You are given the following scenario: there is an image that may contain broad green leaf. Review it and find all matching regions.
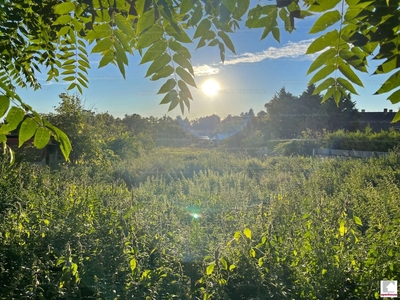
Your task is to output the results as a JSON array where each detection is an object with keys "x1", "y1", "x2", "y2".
[
  {"x1": 222, "y1": 0, "x2": 236, "y2": 13},
  {"x1": 353, "y1": 216, "x2": 363, "y2": 226},
  {"x1": 307, "y1": 48, "x2": 336, "y2": 74},
  {"x1": 44, "y1": 121, "x2": 71, "y2": 160},
  {"x1": 116, "y1": 56, "x2": 126, "y2": 79},
  {"x1": 0, "y1": 106, "x2": 25, "y2": 134},
  {"x1": 309, "y1": 64, "x2": 336, "y2": 85},
  {"x1": 234, "y1": 0, "x2": 250, "y2": 19},
  {"x1": 160, "y1": 89, "x2": 178, "y2": 104},
  {"x1": 391, "y1": 110, "x2": 400, "y2": 123},
  {"x1": 140, "y1": 40, "x2": 167, "y2": 65},
  {"x1": 309, "y1": 10, "x2": 341, "y2": 34},
  {"x1": 92, "y1": 38, "x2": 113, "y2": 53},
  {"x1": 206, "y1": 263, "x2": 215, "y2": 275},
  {"x1": 114, "y1": 39, "x2": 129, "y2": 64},
  {"x1": 190, "y1": 4, "x2": 203, "y2": 26},
  {"x1": 337, "y1": 77, "x2": 358, "y2": 94},
  {"x1": 0, "y1": 95, "x2": 10, "y2": 118},
  {"x1": 388, "y1": 88, "x2": 400, "y2": 104},
  {"x1": 145, "y1": 53, "x2": 171, "y2": 77},
  {"x1": 180, "y1": 0, "x2": 192, "y2": 14},
  {"x1": 218, "y1": 41, "x2": 225, "y2": 62},
  {"x1": 313, "y1": 78, "x2": 335, "y2": 95},
  {"x1": 218, "y1": 31, "x2": 236, "y2": 54},
  {"x1": 114, "y1": 29, "x2": 132, "y2": 53},
  {"x1": 374, "y1": 55, "x2": 400, "y2": 74},
  {"x1": 157, "y1": 78, "x2": 176, "y2": 94},
  {"x1": 176, "y1": 67, "x2": 196, "y2": 87},
  {"x1": 194, "y1": 19, "x2": 212, "y2": 39},
  {"x1": 19, "y1": 118, "x2": 38, "y2": 147},
  {"x1": 322, "y1": 85, "x2": 336, "y2": 102},
  {"x1": 130, "y1": 258, "x2": 137, "y2": 271},
  {"x1": 306, "y1": 30, "x2": 339, "y2": 54},
  {"x1": 168, "y1": 94, "x2": 180, "y2": 111},
  {"x1": 250, "y1": 248, "x2": 256, "y2": 258},
  {"x1": 137, "y1": 9, "x2": 155, "y2": 35},
  {"x1": 98, "y1": 50, "x2": 114, "y2": 68},
  {"x1": 339, "y1": 220, "x2": 346, "y2": 237},
  {"x1": 173, "y1": 54, "x2": 194, "y2": 75},
  {"x1": 178, "y1": 80, "x2": 193, "y2": 99},
  {"x1": 308, "y1": 0, "x2": 341, "y2": 12},
  {"x1": 54, "y1": 2, "x2": 75, "y2": 14},
  {"x1": 165, "y1": 24, "x2": 192, "y2": 43},
  {"x1": 243, "y1": 228, "x2": 252, "y2": 240},
  {"x1": 151, "y1": 65, "x2": 174, "y2": 81},
  {"x1": 114, "y1": 14, "x2": 136, "y2": 37},
  {"x1": 136, "y1": 25, "x2": 164, "y2": 49},
  {"x1": 34, "y1": 127, "x2": 50, "y2": 149},
  {"x1": 135, "y1": 0, "x2": 146, "y2": 15},
  {"x1": 234, "y1": 231, "x2": 241, "y2": 242},
  {"x1": 272, "y1": 26, "x2": 280, "y2": 42},
  {"x1": 220, "y1": 258, "x2": 228, "y2": 270},
  {"x1": 338, "y1": 63, "x2": 364, "y2": 87},
  {"x1": 375, "y1": 70, "x2": 400, "y2": 94},
  {"x1": 53, "y1": 15, "x2": 72, "y2": 25},
  {"x1": 229, "y1": 264, "x2": 236, "y2": 271},
  {"x1": 333, "y1": 90, "x2": 341, "y2": 105},
  {"x1": 169, "y1": 41, "x2": 191, "y2": 59}
]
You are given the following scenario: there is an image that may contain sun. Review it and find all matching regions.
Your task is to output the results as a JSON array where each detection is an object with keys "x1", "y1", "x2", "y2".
[{"x1": 201, "y1": 79, "x2": 220, "y2": 97}]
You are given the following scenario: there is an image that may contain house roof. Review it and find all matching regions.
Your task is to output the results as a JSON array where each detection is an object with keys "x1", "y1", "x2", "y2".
[{"x1": 358, "y1": 110, "x2": 400, "y2": 131}]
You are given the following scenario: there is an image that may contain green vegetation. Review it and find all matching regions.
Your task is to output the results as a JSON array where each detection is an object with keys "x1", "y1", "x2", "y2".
[
  {"x1": 1, "y1": 0, "x2": 399, "y2": 156},
  {"x1": 1, "y1": 148, "x2": 400, "y2": 299}
]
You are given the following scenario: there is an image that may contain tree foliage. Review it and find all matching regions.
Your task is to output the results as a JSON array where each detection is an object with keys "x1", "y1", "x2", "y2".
[{"x1": 0, "y1": 0, "x2": 399, "y2": 159}]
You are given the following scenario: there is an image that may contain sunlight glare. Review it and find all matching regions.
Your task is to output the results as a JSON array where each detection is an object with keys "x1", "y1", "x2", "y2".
[{"x1": 201, "y1": 79, "x2": 220, "y2": 97}]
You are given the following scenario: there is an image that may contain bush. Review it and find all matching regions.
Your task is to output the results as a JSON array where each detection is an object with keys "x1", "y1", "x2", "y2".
[{"x1": 273, "y1": 139, "x2": 320, "y2": 156}]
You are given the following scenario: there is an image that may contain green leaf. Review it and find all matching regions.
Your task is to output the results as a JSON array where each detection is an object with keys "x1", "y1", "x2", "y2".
[
  {"x1": 137, "y1": 9, "x2": 155, "y2": 35},
  {"x1": 220, "y1": 258, "x2": 228, "y2": 270},
  {"x1": 250, "y1": 248, "x2": 256, "y2": 258},
  {"x1": 178, "y1": 80, "x2": 193, "y2": 99},
  {"x1": 157, "y1": 78, "x2": 176, "y2": 94},
  {"x1": 140, "y1": 40, "x2": 167, "y2": 65},
  {"x1": 374, "y1": 55, "x2": 400, "y2": 75},
  {"x1": 193, "y1": 19, "x2": 212, "y2": 39},
  {"x1": 53, "y1": 15, "x2": 72, "y2": 25},
  {"x1": 136, "y1": 25, "x2": 164, "y2": 49},
  {"x1": 19, "y1": 118, "x2": 38, "y2": 147},
  {"x1": 339, "y1": 220, "x2": 346, "y2": 237},
  {"x1": 92, "y1": 38, "x2": 113, "y2": 53},
  {"x1": 307, "y1": 48, "x2": 336, "y2": 75},
  {"x1": 243, "y1": 228, "x2": 252, "y2": 240},
  {"x1": 114, "y1": 14, "x2": 136, "y2": 37},
  {"x1": 337, "y1": 77, "x2": 358, "y2": 94},
  {"x1": 206, "y1": 263, "x2": 215, "y2": 275},
  {"x1": 173, "y1": 54, "x2": 194, "y2": 75},
  {"x1": 0, "y1": 106, "x2": 25, "y2": 134},
  {"x1": 34, "y1": 127, "x2": 50, "y2": 149},
  {"x1": 145, "y1": 53, "x2": 171, "y2": 77},
  {"x1": 375, "y1": 70, "x2": 400, "y2": 94},
  {"x1": 44, "y1": 121, "x2": 71, "y2": 160},
  {"x1": 168, "y1": 94, "x2": 180, "y2": 111},
  {"x1": 308, "y1": 0, "x2": 341, "y2": 12},
  {"x1": 190, "y1": 4, "x2": 203, "y2": 26},
  {"x1": 114, "y1": 29, "x2": 132, "y2": 53},
  {"x1": 222, "y1": 0, "x2": 236, "y2": 13},
  {"x1": 306, "y1": 30, "x2": 339, "y2": 54},
  {"x1": 391, "y1": 110, "x2": 400, "y2": 123},
  {"x1": 150, "y1": 65, "x2": 174, "y2": 81},
  {"x1": 234, "y1": 0, "x2": 250, "y2": 19},
  {"x1": 333, "y1": 90, "x2": 341, "y2": 105},
  {"x1": 130, "y1": 258, "x2": 137, "y2": 271},
  {"x1": 0, "y1": 95, "x2": 10, "y2": 118},
  {"x1": 338, "y1": 63, "x2": 364, "y2": 87},
  {"x1": 180, "y1": 0, "x2": 192, "y2": 14},
  {"x1": 353, "y1": 216, "x2": 363, "y2": 226},
  {"x1": 388, "y1": 88, "x2": 400, "y2": 104},
  {"x1": 176, "y1": 67, "x2": 196, "y2": 87},
  {"x1": 234, "y1": 231, "x2": 241, "y2": 242},
  {"x1": 322, "y1": 85, "x2": 336, "y2": 102},
  {"x1": 229, "y1": 264, "x2": 236, "y2": 271},
  {"x1": 54, "y1": 2, "x2": 75, "y2": 14},
  {"x1": 309, "y1": 10, "x2": 341, "y2": 34},
  {"x1": 160, "y1": 89, "x2": 178, "y2": 104},
  {"x1": 313, "y1": 78, "x2": 335, "y2": 95},
  {"x1": 169, "y1": 41, "x2": 191, "y2": 59},
  {"x1": 309, "y1": 64, "x2": 336, "y2": 85},
  {"x1": 98, "y1": 50, "x2": 114, "y2": 68},
  {"x1": 218, "y1": 31, "x2": 236, "y2": 54}
]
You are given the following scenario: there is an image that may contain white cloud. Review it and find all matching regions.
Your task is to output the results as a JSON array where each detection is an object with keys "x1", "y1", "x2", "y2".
[
  {"x1": 194, "y1": 39, "x2": 318, "y2": 76},
  {"x1": 193, "y1": 64, "x2": 221, "y2": 76}
]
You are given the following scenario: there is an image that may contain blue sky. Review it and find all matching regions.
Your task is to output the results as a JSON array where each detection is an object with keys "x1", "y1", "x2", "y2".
[{"x1": 17, "y1": 2, "x2": 398, "y2": 119}]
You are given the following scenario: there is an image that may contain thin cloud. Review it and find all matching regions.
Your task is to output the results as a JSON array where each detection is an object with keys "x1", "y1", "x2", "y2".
[
  {"x1": 193, "y1": 64, "x2": 221, "y2": 76},
  {"x1": 194, "y1": 39, "x2": 318, "y2": 76}
]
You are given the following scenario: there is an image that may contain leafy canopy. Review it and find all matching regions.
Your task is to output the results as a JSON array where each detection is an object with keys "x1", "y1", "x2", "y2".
[{"x1": 0, "y1": 0, "x2": 399, "y2": 160}]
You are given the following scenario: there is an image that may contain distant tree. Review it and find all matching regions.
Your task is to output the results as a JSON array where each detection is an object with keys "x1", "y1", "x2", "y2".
[{"x1": 265, "y1": 86, "x2": 359, "y2": 138}]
